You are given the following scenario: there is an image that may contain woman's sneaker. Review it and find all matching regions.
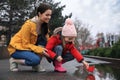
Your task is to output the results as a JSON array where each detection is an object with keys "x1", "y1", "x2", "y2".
[
  {"x1": 9, "y1": 58, "x2": 18, "y2": 71},
  {"x1": 32, "y1": 65, "x2": 46, "y2": 72}
]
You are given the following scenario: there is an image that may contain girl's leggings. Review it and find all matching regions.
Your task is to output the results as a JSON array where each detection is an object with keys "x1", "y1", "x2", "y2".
[{"x1": 54, "y1": 45, "x2": 74, "y2": 62}]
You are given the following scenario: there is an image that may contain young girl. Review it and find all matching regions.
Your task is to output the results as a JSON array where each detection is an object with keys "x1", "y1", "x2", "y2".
[
  {"x1": 46, "y1": 18, "x2": 89, "y2": 72},
  {"x1": 8, "y1": 3, "x2": 52, "y2": 72}
]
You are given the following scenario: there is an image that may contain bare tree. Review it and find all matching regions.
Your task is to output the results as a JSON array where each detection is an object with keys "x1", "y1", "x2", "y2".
[{"x1": 74, "y1": 18, "x2": 92, "y2": 49}]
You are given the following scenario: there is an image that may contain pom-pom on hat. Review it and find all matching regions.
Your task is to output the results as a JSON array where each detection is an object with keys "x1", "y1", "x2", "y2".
[{"x1": 62, "y1": 18, "x2": 77, "y2": 37}]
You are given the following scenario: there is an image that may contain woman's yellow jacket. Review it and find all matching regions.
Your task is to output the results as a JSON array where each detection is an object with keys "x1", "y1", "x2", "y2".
[{"x1": 8, "y1": 20, "x2": 49, "y2": 55}]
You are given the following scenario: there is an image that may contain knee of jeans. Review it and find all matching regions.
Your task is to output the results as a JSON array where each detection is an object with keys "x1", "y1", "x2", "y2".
[
  {"x1": 54, "y1": 45, "x2": 63, "y2": 51},
  {"x1": 31, "y1": 57, "x2": 40, "y2": 66}
]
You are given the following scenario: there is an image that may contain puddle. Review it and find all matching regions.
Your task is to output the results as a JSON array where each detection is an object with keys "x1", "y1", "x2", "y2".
[{"x1": 72, "y1": 64, "x2": 120, "y2": 80}]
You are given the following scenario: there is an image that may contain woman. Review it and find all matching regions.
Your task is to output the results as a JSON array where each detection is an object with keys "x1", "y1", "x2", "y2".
[
  {"x1": 46, "y1": 18, "x2": 89, "y2": 73},
  {"x1": 8, "y1": 3, "x2": 52, "y2": 72}
]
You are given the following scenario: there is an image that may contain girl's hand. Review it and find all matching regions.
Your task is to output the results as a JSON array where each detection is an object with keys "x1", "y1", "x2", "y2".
[
  {"x1": 56, "y1": 56, "x2": 63, "y2": 62},
  {"x1": 82, "y1": 60, "x2": 89, "y2": 69}
]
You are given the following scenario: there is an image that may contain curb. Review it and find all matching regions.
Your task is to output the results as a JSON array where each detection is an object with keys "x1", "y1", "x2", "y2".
[{"x1": 84, "y1": 55, "x2": 120, "y2": 63}]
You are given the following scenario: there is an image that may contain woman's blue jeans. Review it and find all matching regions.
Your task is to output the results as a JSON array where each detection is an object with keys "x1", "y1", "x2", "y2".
[
  {"x1": 54, "y1": 45, "x2": 74, "y2": 62},
  {"x1": 11, "y1": 50, "x2": 41, "y2": 66}
]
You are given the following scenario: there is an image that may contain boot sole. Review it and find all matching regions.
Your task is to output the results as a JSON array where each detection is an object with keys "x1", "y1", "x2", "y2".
[{"x1": 54, "y1": 70, "x2": 67, "y2": 73}]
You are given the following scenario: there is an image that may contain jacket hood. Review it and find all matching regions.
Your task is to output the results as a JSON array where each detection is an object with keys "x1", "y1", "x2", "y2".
[{"x1": 53, "y1": 27, "x2": 63, "y2": 35}]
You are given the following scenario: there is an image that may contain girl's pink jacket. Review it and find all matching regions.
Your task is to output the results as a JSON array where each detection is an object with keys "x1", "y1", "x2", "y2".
[{"x1": 46, "y1": 34, "x2": 84, "y2": 62}]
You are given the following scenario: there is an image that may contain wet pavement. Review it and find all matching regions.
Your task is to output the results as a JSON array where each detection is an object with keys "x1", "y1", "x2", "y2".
[{"x1": 0, "y1": 57, "x2": 118, "y2": 80}]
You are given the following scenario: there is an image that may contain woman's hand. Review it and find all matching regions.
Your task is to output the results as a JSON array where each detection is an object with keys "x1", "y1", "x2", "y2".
[
  {"x1": 56, "y1": 56, "x2": 63, "y2": 62},
  {"x1": 42, "y1": 48, "x2": 50, "y2": 57},
  {"x1": 82, "y1": 60, "x2": 89, "y2": 69}
]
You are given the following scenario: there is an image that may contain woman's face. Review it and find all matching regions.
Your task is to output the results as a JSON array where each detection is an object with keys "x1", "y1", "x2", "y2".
[
  {"x1": 39, "y1": 9, "x2": 52, "y2": 23},
  {"x1": 64, "y1": 36, "x2": 75, "y2": 43}
]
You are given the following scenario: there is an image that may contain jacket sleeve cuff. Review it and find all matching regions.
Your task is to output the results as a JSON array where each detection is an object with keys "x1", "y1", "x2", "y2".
[
  {"x1": 79, "y1": 58, "x2": 84, "y2": 63},
  {"x1": 53, "y1": 54, "x2": 59, "y2": 60}
]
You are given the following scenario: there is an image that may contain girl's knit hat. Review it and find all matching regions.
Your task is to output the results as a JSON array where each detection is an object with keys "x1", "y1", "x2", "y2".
[{"x1": 62, "y1": 18, "x2": 77, "y2": 37}]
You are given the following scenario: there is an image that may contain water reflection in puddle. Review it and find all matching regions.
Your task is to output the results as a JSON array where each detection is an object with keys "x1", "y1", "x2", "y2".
[{"x1": 73, "y1": 64, "x2": 120, "y2": 80}]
